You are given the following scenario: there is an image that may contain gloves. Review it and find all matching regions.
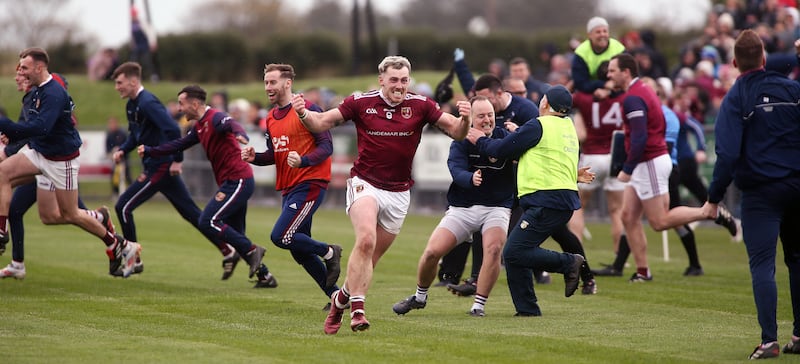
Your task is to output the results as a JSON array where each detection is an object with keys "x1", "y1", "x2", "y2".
[{"x1": 454, "y1": 48, "x2": 464, "y2": 62}]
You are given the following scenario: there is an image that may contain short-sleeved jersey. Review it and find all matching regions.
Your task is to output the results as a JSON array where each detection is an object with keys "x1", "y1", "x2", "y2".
[
  {"x1": 573, "y1": 91, "x2": 624, "y2": 154},
  {"x1": 338, "y1": 90, "x2": 444, "y2": 192},
  {"x1": 267, "y1": 105, "x2": 332, "y2": 191}
]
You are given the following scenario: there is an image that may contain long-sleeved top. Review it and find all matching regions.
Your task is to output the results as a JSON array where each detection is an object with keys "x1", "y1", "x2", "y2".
[
  {"x1": 474, "y1": 117, "x2": 580, "y2": 211},
  {"x1": 0, "y1": 75, "x2": 81, "y2": 160},
  {"x1": 118, "y1": 88, "x2": 183, "y2": 169},
  {"x1": 447, "y1": 127, "x2": 515, "y2": 208},
  {"x1": 675, "y1": 112, "x2": 706, "y2": 161},
  {"x1": 621, "y1": 78, "x2": 668, "y2": 174},
  {"x1": 145, "y1": 107, "x2": 253, "y2": 186},
  {"x1": 708, "y1": 68, "x2": 800, "y2": 202}
]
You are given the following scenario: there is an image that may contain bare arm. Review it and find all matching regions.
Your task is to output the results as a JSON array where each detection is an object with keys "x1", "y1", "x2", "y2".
[
  {"x1": 573, "y1": 111, "x2": 587, "y2": 143},
  {"x1": 434, "y1": 100, "x2": 471, "y2": 141},
  {"x1": 291, "y1": 93, "x2": 346, "y2": 133}
]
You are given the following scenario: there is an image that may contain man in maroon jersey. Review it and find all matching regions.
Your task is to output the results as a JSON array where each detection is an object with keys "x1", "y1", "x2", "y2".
[
  {"x1": 292, "y1": 56, "x2": 470, "y2": 334},
  {"x1": 607, "y1": 54, "x2": 736, "y2": 282},
  {"x1": 568, "y1": 61, "x2": 628, "y2": 276},
  {"x1": 140, "y1": 85, "x2": 274, "y2": 284}
]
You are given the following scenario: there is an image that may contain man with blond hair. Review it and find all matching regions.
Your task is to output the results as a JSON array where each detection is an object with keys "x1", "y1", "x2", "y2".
[{"x1": 293, "y1": 56, "x2": 470, "y2": 334}]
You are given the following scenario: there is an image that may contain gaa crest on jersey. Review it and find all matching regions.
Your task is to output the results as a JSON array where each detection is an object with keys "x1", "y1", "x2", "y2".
[
  {"x1": 355, "y1": 184, "x2": 364, "y2": 193},
  {"x1": 401, "y1": 107, "x2": 412, "y2": 119},
  {"x1": 215, "y1": 191, "x2": 227, "y2": 201},
  {"x1": 520, "y1": 220, "x2": 529, "y2": 229}
]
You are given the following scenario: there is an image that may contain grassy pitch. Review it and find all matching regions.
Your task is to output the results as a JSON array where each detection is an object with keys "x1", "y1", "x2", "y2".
[{"x1": 0, "y1": 202, "x2": 790, "y2": 363}]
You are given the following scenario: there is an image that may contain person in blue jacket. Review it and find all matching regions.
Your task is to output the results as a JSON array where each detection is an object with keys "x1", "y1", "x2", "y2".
[{"x1": 702, "y1": 30, "x2": 800, "y2": 360}]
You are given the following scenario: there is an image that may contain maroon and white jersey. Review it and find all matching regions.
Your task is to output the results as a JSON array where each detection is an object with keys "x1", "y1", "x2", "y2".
[
  {"x1": 573, "y1": 91, "x2": 625, "y2": 155},
  {"x1": 338, "y1": 90, "x2": 443, "y2": 192}
]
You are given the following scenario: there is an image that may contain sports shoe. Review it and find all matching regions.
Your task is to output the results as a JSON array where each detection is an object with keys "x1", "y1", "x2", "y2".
[
  {"x1": 536, "y1": 271, "x2": 552, "y2": 284},
  {"x1": 749, "y1": 341, "x2": 780, "y2": 359},
  {"x1": 244, "y1": 245, "x2": 266, "y2": 278},
  {"x1": 97, "y1": 206, "x2": 115, "y2": 235},
  {"x1": 253, "y1": 269, "x2": 278, "y2": 288},
  {"x1": 111, "y1": 261, "x2": 144, "y2": 277},
  {"x1": 468, "y1": 308, "x2": 485, "y2": 317},
  {"x1": 447, "y1": 277, "x2": 477, "y2": 296},
  {"x1": 783, "y1": 338, "x2": 800, "y2": 354},
  {"x1": 120, "y1": 240, "x2": 142, "y2": 278},
  {"x1": 591, "y1": 265, "x2": 623, "y2": 277},
  {"x1": 683, "y1": 266, "x2": 704, "y2": 276},
  {"x1": 715, "y1": 205, "x2": 738, "y2": 237},
  {"x1": 221, "y1": 250, "x2": 240, "y2": 280},
  {"x1": 581, "y1": 279, "x2": 598, "y2": 295},
  {"x1": 324, "y1": 291, "x2": 345, "y2": 335},
  {"x1": 350, "y1": 312, "x2": 370, "y2": 332},
  {"x1": 392, "y1": 295, "x2": 427, "y2": 315},
  {"x1": 564, "y1": 254, "x2": 584, "y2": 297},
  {"x1": 324, "y1": 244, "x2": 343, "y2": 289},
  {"x1": 106, "y1": 235, "x2": 125, "y2": 275},
  {"x1": 629, "y1": 272, "x2": 653, "y2": 283},
  {"x1": 0, "y1": 261, "x2": 25, "y2": 279}
]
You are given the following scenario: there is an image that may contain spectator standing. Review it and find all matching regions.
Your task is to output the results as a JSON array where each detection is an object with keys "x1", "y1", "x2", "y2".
[{"x1": 702, "y1": 31, "x2": 800, "y2": 360}]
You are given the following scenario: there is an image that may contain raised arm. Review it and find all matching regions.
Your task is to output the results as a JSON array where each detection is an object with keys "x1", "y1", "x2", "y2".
[
  {"x1": 434, "y1": 100, "x2": 471, "y2": 141},
  {"x1": 292, "y1": 93, "x2": 345, "y2": 133}
]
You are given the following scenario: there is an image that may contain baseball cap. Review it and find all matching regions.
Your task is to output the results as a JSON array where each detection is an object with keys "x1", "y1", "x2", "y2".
[{"x1": 544, "y1": 85, "x2": 572, "y2": 114}]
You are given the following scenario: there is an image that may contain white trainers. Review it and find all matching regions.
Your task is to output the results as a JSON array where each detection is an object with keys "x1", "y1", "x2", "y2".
[
  {"x1": 120, "y1": 241, "x2": 142, "y2": 278},
  {"x1": 0, "y1": 261, "x2": 26, "y2": 279}
]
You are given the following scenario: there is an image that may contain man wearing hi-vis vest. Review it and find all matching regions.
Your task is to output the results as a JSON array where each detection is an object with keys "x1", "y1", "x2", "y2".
[
  {"x1": 572, "y1": 16, "x2": 625, "y2": 100},
  {"x1": 466, "y1": 85, "x2": 595, "y2": 317}
]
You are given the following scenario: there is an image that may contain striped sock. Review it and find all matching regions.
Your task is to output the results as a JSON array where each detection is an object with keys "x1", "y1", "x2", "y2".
[
  {"x1": 414, "y1": 285, "x2": 429, "y2": 302},
  {"x1": 472, "y1": 294, "x2": 487, "y2": 311},
  {"x1": 350, "y1": 295, "x2": 365, "y2": 315},
  {"x1": 334, "y1": 285, "x2": 351, "y2": 309}
]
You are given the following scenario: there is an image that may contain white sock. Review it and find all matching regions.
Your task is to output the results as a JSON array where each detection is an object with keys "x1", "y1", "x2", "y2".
[
  {"x1": 415, "y1": 285, "x2": 428, "y2": 302},
  {"x1": 323, "y1": 246, "x2": 334, "y2": 260}
]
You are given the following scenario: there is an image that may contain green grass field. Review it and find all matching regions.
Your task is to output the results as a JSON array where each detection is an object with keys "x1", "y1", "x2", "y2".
[{"x1": 0, "y1": 201, "x2": 792, "y2": 363}]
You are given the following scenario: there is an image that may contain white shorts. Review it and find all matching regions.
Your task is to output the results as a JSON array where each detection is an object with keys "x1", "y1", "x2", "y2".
[
  {"x1": 346, "y1": 176, "x2": 410, "y2": 235},
  {"x1": 35, "y1": 175, "x2": 55, "y2": 191},
  {"x1": 437, "y1": 205, "x2": 511, "y2": 243},
  {"x1": 578, "y1": 153, "x2": 627, "y2": 192},
  {"x1": 22, "y1": 148, "x2": 79, "y2": 191},
  {"x1": 629, "y1": 154, "x2": 671, "y2": 200}
]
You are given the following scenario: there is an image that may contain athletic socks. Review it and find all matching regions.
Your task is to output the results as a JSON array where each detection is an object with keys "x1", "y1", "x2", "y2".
[
  {"x1": 333, "y1": 285, "x2": 351, "y2": 309},
  {"x1": 323, "y1": 246, "x2": 334, "y2": 260},
  {"x1": 414, "y1": 285, "x2": 429, "y2": 303},
  {"x1": 676, "y1": 224, "x2": 701, "y2": 268},
  {"x1": 472, "y1": 294, "x2": 488, "y2": 312},
  {"x1": 612, "y1": 235, "x2": 630, "y2": 271},
  {"x1": 350, "y1": 295, "x2": 365, "y2": 315},
  {"x1": 102, "y1": 230, "x2": 117, "y2": 247}
]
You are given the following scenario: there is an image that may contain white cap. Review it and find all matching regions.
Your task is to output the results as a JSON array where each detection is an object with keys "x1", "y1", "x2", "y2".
[{"x1": 586, "y1": 16, "x2": 609, "y2": 33}]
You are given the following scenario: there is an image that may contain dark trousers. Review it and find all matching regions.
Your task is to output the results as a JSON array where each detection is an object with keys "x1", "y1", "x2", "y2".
[
  {"x1": 199, "y1": 178, "x2": 254, "y2": 255},
  {"x1": 115, "y1": 163, "x2": 223, "y2": 251},
  {"x1": 271, "y1": 182, "x2": 337, "y2": 297},
  {"x1": 504, "y1": 206, "x2": 575, "y2": 315},
  {"x1": 740, "y1": 176, "x2": 800, "y2": 343}
]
